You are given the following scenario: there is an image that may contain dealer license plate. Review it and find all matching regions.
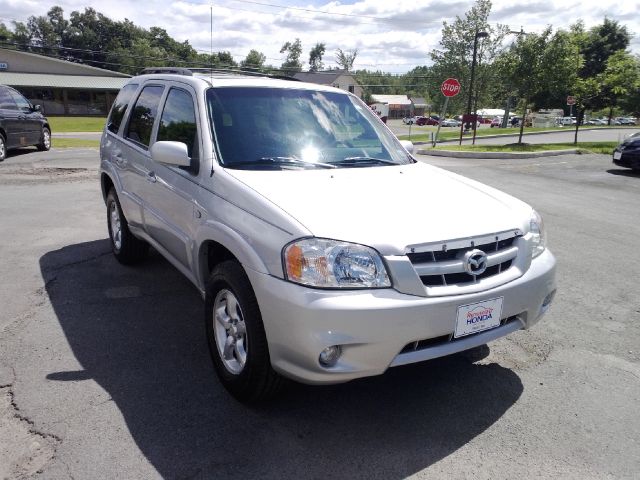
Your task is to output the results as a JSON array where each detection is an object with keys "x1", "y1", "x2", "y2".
[
  {"x1": 613, "y1": 151, "x2": 622, "y2": 160},
  {"x1": 454, "y1": 297, "x2": 504, "y2": 338}
]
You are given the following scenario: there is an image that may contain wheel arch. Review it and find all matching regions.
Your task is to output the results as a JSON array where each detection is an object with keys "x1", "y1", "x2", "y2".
[
  {"x1": 196, "y1": 223, "x2": 270, "y2": 290},
  {"x1": 100, "y1": 172, "x2": 116, "y2": 204}
]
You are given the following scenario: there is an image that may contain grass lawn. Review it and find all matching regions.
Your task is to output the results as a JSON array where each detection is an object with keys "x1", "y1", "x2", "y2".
[
  {"x1": 52, "y1": 138, "x2": 100, "y2": 148},
  {"x1": 431, "y1": 142, "x2": 617, "y2": 155},
  {"x1": 48, "y1": 116, "x2": 106, "y2": 133}
]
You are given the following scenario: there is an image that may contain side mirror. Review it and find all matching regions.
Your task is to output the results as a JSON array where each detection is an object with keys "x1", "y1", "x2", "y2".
[
  {"x1": 32, "y1": 104, "x2": 42, "y2": 113},
  {"x1": 399, "y1": 140, "x2": 414, "y2": 154},
  {"x1": 151, "y1": 141, "x2": 191, "y2": 167}
]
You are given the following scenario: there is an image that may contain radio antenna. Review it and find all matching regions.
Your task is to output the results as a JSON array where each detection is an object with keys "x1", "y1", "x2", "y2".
[{"x1": 210, "y1": 4, "x2": 213, "y2": 81}]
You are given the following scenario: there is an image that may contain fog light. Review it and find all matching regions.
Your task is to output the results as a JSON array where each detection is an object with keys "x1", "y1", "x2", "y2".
[
  {"x1": 319, "y1": 345, "x2": 342, "y2": 367},
  {"x1": 540, "y1": 290, "x2": 556, "y2": 314}
]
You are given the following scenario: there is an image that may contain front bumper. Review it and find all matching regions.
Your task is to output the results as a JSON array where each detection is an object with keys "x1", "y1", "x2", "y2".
[
  {"x1": 613, "y1": 149, "x2": 640, "y2": 169},
  {"x1": 247, "y1": 249, "x2": 556, "y2": 385}
]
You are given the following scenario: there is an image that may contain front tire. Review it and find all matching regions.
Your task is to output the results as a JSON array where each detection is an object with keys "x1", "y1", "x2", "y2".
[
  {"x1": 205, "y1": 260, "x2": 284, "y2": 402},
  {"x1": 106, "y1": 188, "x2": 148, "y2": 265},
  {"x1": 37, "y1": 127, "x2": 51, "y2": 151}
]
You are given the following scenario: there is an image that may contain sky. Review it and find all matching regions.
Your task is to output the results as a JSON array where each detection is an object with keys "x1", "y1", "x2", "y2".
[{"x1": 0, "y1": 0, "x2": 638, "y2": 73}]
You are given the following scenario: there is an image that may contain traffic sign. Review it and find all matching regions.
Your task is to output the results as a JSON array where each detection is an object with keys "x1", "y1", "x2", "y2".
[
  {"x1": 566, "y1": 95, "x2": 576, "y2": 106},
  {"x1": 441, "y1": 78, "x2": 461, "y2": 97}
]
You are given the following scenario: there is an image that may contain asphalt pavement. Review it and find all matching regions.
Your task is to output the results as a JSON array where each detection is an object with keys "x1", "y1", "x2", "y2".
[{"x1": 0, "y1": 147, "x2": 638, "y2": 479}]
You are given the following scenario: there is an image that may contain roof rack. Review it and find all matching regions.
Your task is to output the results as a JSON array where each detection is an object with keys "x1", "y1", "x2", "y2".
[
  {"x1": 139, "y1": 67, "x2": 193, "y2": 76},
  {"x1": 138, "y1": 66, "x2": 299, "y2": 81}
]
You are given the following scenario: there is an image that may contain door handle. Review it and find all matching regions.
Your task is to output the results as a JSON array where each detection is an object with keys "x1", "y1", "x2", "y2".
[
  {"x1": 113, "y1": 153, "x2": 126, "y2": 167},
  {"x1": 146, "y1": 171, "x2": 157, "y2": 183}
]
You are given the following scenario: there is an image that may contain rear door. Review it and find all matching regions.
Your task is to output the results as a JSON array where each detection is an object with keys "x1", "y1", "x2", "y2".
[
  {"x1": 8, "y1": 88, "x2": 41, "y2": 145},
  {"x1": 102, "y1": 83, "x2": 144, "y2": 227}
]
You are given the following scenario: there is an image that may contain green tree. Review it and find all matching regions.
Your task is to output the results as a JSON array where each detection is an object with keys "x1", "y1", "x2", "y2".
[
  {"x1": 616, "y1": 54, "x2": 640, "y2": 115},
  {"x1": 429, "y1": 0, "x2": 507, "y2": 113},
  {"x1": 240, "y1": 49, "x2": 266, "y2": 70},
  {"x1": 600, "y1": 51, "x2": 640, "y2": 119},
  {"x1": 0, "y1": 22, "x2": 11, "y2": 41},
  {"x1": 309, "y1": 43, "x2": 325, "y2": 72},
  {"x1": 497, "y1": 28, "x2": 579, "y2": 143},
  {"x1": 335, "y1": 48, "x2": 357, "y2": 71},
  {"x1": 280, "y1": 38, "x2": 302, "y2": 76}
]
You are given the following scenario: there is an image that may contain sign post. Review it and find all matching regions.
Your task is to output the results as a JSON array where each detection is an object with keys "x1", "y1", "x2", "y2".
[
  {"x1": 567, "y1": 95, "x2": 576, "y2": 117},
  {"x1": 434, "y1": 78, "x2": 461, "y2": 146}
]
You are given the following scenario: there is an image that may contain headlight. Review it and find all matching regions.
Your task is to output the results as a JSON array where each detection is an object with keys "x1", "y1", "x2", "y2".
[
  {"x1": 283, "y1": 238, "x2": 391, "y2": 288},
  {"x1": 530, "y1": 210, "x2": 546, "y2": 258}
]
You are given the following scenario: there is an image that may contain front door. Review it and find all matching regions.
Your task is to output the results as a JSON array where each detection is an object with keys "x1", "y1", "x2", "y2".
[{"x1": 139, "y1": 85, "x2": 202, "y2": 272}]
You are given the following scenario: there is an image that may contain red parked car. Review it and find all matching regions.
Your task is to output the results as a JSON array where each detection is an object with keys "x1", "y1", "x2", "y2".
[{"x1": 416, "y1": 116, "x2": 439, "y2": 126}]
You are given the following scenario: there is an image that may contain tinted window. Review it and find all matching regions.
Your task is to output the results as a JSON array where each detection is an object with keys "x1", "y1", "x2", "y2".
[
  {"x1": 0, "y1": 87, "x2": 17, "y2": 110},
  {"x1": 8, "y1": 89, "x2": 31, "y2": 112},
  {"x1": 107, "y1": 84, "x2": 138, "y2": 134},
  {"x1": 157, "y1": 88, "x2": 199, "y2": 161},
  {"x1": 125, "y1": 85, "x2": 164, "y2": 147}
]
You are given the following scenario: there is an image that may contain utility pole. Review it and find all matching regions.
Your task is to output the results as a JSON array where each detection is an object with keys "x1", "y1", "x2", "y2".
[{"x1": 465, "y1": 30, "x2": 488, "y2": 132}]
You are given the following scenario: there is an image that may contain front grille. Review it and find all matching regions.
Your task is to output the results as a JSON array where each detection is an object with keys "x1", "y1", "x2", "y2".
[
  {"x1": 399, "y1": 315, "x2": 519, "y2": 354},
  {"x1": 407, "y1": 232, "x2": 520, "y2": 288}
]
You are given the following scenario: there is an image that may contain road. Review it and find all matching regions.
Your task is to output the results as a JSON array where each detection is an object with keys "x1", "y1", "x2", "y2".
[{"x1": 0, "y1": 147, "x2": 639, "y2": 479}]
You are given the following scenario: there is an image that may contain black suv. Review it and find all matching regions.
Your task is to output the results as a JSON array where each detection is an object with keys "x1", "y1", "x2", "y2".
[{"x1": 0, "y1": 85, "x2": 51, "y2": 161}]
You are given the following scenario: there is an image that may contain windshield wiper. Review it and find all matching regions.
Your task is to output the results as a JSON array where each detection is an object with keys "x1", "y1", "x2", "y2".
[
  {"x1": 331, "y1": 156, "x2": 399, "y2": 167},
  {"x1": 230, "y1": 157, "x2": 336, "y2": 170}
]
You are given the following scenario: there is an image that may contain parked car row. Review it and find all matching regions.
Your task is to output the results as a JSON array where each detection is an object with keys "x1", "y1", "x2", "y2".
[{"x1": 401, "y1": 116, "x2": 463, "y2": 127}]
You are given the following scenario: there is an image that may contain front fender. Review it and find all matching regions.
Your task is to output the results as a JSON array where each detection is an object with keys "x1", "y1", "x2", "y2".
[{"x1": 194, "y1": 220, "x2": 271, "y2": 290}]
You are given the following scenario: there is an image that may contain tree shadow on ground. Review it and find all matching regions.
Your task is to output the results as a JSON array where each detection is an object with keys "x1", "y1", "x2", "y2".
[{"x1": 40, "y1": 240, "x2": 523, "y2": 479}]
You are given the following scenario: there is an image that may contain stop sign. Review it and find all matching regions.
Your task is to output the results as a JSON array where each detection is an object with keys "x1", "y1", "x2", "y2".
[{"x1": 441, "y1": 78, "x2": 461, "y2": 97}]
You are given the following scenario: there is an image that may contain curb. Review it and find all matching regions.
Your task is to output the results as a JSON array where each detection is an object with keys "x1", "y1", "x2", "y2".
[{"x1": 416, "y1": 149, "x2": 581, "y2": 159}]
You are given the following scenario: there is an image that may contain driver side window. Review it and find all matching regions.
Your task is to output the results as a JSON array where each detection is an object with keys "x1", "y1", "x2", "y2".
[{"x1": 157, "y1": 87, "x2": 199, "y2": 173}]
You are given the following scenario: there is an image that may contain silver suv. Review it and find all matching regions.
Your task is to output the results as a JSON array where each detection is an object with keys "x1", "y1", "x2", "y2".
[{"x1": 100, "y1": 68, "x2": 556, "y2": 401}]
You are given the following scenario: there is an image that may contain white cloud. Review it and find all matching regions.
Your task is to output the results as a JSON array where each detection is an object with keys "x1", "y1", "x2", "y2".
[{"x1": 0, "y1": 0, "x2": 637, "y2": 72}]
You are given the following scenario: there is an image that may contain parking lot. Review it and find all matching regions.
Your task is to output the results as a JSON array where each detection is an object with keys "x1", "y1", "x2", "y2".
[{"x1": 1, "y1": 147, "x2": 639, "y2": 479}]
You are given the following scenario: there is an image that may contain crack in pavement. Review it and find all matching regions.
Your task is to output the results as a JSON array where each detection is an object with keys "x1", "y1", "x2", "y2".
[{"x1": 0, "y1": 382, "x2": 61, "y2": 479}]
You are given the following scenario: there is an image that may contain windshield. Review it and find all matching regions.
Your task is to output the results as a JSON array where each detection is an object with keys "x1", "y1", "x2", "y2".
[{"x1": 206, "y1": 87, "x2": 413, "y2": 169}]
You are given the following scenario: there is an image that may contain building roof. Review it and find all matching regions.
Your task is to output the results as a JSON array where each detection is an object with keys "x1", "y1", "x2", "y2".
[
  {"x1": 0, "y1": 48, "x2": 130, "y2": 77},
  {"x1": 370, "y1": 94, "x2": 412, "y2": 106},
  {"x1": 410, "y1": 97, "x2": 430, "y2": 108},
  {"x1": 292, "y1": 70, "x2": 353, "y2": 85},
  {"x1": 0, "y1": 72, "x2": 130, "y2": 89}
]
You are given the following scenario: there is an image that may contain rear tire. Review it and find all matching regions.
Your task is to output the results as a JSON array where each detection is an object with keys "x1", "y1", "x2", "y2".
[
  {"x1": 205, "y1": 260, "x2": 284, "y2": 402},
  {"x1": 0, "y1": 133, "x2": 6, "y2": 161},
  {"x1": 37, "y1": 127, "x2": 51, "y2": 151},
  {"x1": 106, "y1": 188, "x2": 148, "y2": 265}
]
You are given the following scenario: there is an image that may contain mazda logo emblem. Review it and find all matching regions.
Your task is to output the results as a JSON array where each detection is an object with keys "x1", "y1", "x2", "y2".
[{"x1": 463, "y1": 249, "x2": 488, "y2": 276}]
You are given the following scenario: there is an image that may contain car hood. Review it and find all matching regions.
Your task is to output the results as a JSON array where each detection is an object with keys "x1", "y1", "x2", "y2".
[{"x1": 226, "y1": 162, "x2": 532, "y2": 255}]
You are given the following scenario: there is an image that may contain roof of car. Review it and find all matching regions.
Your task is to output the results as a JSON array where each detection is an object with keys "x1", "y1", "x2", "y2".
[{"x1": 129, "y1": 69, "x2": 349, "y2": 94}]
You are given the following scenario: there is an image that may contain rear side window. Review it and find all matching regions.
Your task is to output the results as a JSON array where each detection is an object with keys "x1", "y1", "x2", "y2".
[
  {"x1": 125, "y1": 85, "x2": 164, "y2": 147},
  {"x1": 107, "y1": 84, "x2": 138, "y2": 134},
  {"x1": 157, "y1": 88, "x2": 199, "y2": 161},
  {"x1": 8, "y1": 89, "x2": 31, "y2": 112},
  {"x1": 0, "y1": 87, "x2": 17, "y2": 110}
]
